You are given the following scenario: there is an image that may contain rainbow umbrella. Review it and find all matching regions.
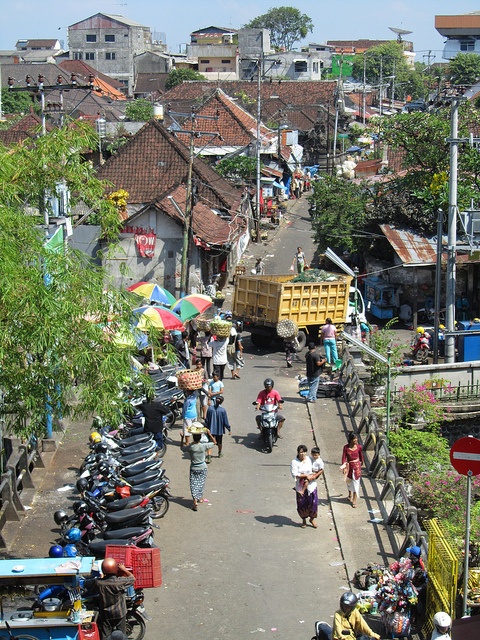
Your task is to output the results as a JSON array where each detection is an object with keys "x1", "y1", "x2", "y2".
[
  {"x1": 171, "y1": 293, "x2": 213, "y2": 321},
  {"x1": 133, "y1": 305, "x2": 184, "y2": 332},
  {"x1": 127, "y1": 282, "x2": 176, "y2": 306}
]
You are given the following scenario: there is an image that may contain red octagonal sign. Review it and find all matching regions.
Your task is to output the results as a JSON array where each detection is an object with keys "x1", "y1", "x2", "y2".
[{"x1": 450, "y1": 436, "x2": 480, "y2": 476}]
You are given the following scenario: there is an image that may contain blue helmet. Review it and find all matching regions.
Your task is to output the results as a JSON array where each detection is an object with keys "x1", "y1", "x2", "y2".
[
  {"x1": 49, "y1": 545, "x2": 64, "y2": 558},
  {"x1": 65, "y1": 527, "x2": 81, "y2": 542},
  {"x1": 64, "y1": 544, "x2": 78, "y2": 557}
]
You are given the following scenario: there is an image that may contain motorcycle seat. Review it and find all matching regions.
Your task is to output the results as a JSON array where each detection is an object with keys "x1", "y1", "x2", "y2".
[
  {"x1": 124, "y1": 469, "x2": 164, "y2": 486},
  {"x1": 118, "y1": 433, "x2": 153, "y2": 447},
  {"x1": 102, "y1": 527, "x2": 150, "y2": 540},
  {"x1": 104, "y1": 507, "x2": 151, "y2": 526},
  {"x1": 128, "y1": 477, "x2": 168, "y2": 495},
  {"x1": 105, "y1": 495, "x2": 144, "y2": 511},
  {"x1": 117, "y1": 448, "x2": 156, "y2": 465},
  {"x1": 122, "y1": 459, "x2": 163, "y2": 477},
  {"x1": 88, "y1": 538, "x2": 130, "y2": 558}
]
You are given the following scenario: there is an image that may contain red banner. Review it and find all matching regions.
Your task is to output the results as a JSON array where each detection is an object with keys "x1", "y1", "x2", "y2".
[{"x1": 134, "y1": 229, "x2": 156, "y2": 258}]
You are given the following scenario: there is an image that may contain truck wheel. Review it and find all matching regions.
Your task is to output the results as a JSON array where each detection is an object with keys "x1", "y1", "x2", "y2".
[
  {"x1": 296, "y1": 330, "x2": 307, "y2": 352},
  {"x1": 251, "y1": 332, "x2": 272, "y2": 348}
]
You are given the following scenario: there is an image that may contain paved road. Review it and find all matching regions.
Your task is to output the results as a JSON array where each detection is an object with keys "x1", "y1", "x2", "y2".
[{"x1": 3, "y1": 194, "x2": 397, "y2": 639}]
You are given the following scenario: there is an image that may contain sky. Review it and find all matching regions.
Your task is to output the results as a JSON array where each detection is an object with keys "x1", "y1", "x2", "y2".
[{"x1": 1, "y1": 0, "x2": 480, "y2": 64}]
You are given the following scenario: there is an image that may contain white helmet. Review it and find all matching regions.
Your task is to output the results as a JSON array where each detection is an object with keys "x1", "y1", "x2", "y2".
[{"x1": 433, "y1": 611, "x2": 451, "y2": 631}]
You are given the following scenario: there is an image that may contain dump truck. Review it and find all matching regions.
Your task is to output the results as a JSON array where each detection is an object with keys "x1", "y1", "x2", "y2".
[{"x1": 232, "y1": 272, "x2": 365, "y2": 349}]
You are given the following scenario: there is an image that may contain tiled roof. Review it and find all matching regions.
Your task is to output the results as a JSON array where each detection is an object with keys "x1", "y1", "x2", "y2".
[
  {"x1": 16, "y1": 39, "x2": 59, "y2": 49},
  {"x1": 0, "y1": 111, "x2": 50, "y2": 145},
  {"x1": 171, "y1": 88, "x2": 275, "y2": 149},
  {"x1": 134, "y1": 72, "x2": 169, "y2": 95},
  {"x1": 151, "y1": 184, "x2": 233, "y2": 246},
  {"x1": 190, "y1": 26, "x2": 237, "y2": 36},
  {"x1": 162, "y1": 80, "x2": 337, "y2": 132},
  {"x1": 59, "y1": 60, "x2": 125, "y2": 90},
  {"x1": 96, "y1": 119, "x2": 242, "y2": 213},
  {"x1": 1, "y1": 62, "x2": 71, "y2": 88}
]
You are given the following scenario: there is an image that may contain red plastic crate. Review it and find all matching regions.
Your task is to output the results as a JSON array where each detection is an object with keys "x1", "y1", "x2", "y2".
[{"x1": 105, "y1": 545, "x2": 162, "y2": 588}]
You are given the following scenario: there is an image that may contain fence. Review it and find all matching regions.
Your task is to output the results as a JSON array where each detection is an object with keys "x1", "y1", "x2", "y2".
[
  {"x1": 0, "y1": 436, "x2": 45, "y2": 548},
  {"x1": 341, "y1": 349, "x2": 428, "y2": 557}
]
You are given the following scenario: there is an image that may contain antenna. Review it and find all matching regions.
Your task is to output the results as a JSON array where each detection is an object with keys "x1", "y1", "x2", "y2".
[{"x1": 388, "y1": 26, "x2": 413, "y2": 43}]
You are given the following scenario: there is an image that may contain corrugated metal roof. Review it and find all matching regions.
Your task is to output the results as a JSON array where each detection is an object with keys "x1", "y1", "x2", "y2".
[{"x1": 380, "y1": 224, "x2": 442, "y2": 266}]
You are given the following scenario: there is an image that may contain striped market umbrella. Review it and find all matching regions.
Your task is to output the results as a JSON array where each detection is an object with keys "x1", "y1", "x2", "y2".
[
  {"x1": 127, "y1": 282, "x2": 176, "y2": 306},
  {"x1": 171, "y1": 294, "x2": 213, "y2": 321},
  {"x1": 133, "y1": 305, "x2": 185, "y2": 332}
]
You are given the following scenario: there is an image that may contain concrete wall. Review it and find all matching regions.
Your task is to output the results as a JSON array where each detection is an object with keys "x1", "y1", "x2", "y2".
[{"x1": 392, "y1": 360, "x2": 480, "y2": 391}]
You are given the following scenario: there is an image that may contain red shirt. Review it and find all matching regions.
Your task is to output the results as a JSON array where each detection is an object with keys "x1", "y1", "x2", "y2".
[{"x1": 256, "y1": 389, "x2": 283, "y2": 407}]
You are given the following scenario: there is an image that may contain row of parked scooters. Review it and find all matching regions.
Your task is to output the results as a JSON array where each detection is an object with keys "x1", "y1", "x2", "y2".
[{"x1": 52, "y1": 362, "x2": 187, "y2": 560}]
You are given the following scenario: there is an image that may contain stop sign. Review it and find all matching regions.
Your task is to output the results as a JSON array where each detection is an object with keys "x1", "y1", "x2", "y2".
[{"x1": 450, "y1": 436, "x2": 480, "y2": 476}]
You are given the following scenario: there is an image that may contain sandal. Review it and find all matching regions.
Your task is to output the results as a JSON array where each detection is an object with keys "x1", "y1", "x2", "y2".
[
  {"x1": 301, "y1": 520, "x2": 307, "y2": 528},
  {"x1": 277, "y1": 434, "x2": 283, "y2": 439},
  {"x1": 309, "y1": 519, "x2": 318, "y2": 529},
  {"x1": 192, "y1": 504, "x2": 198, "y2": 511}
]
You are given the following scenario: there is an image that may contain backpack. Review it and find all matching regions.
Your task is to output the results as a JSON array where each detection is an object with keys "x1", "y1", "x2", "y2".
[{"x1": 353, "y1": 564, "x2": 383, "y2": 590}]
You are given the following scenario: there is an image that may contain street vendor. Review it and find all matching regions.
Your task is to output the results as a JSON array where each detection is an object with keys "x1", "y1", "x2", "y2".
[{"x1": 94, "y1": 557, "x2": 135, "y2": 640}]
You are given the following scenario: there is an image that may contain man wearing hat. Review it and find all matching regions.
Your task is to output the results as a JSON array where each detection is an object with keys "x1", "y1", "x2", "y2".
[{"x1": 305, "y1": 342, "x2": 326, "y2": 404}]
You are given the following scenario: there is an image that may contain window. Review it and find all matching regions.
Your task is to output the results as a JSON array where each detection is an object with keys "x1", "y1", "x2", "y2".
[
  {"x1": 460, "y1": 40, "x2": 475, "y2": 52},
  {"x1": 313, "y1": 62, "x2": 319, "y2": 73},
  {"x1": 105, "y1": 34, "x2": 115, "y2": 42},
  {"x1": 294, "y1": 60, "x2": 308, "y2": 73},
  {"x1": 221, "y1": 59, "x2": 231, "y2": 64},
  {"x1": 200, "y1": 59, "x2": 210, "y2": 64},
  {"x1": 86, "y1": 52, "x2": 95, "y2": 61},
  {"x1": 106, "y1": 52, "x2": 116, "y2": 60},
  {"x1": 73, "y1": 52, "x2": 82, "y2": 60},
  {"x1": 86, "y1": 34, "x2": 97, "y2": 43}
]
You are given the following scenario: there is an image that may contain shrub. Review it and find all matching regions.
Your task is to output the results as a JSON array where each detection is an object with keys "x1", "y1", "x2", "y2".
[
  {"x1": 410, "y1": 468, "x2": 480, "y2": 545},
  {"x1": 389, "y1": 430, "x2": 450, "y2": 475}
]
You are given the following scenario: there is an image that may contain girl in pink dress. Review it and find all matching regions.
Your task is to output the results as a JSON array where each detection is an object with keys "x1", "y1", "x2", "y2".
[{"x1": 341, "y1": 432, "x2": 363, "y2": 508}]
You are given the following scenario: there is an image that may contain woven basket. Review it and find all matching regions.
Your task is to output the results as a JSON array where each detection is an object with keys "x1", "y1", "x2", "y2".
[
  {"x1": 210, "y1": 320, "x2": 232, "y2": 338},
  {"x1": 175, "y1": 368, "x2": 204, "y2": 391},
  {"x1": 277, "y1": 319, "x2": 299, "y2": 338},
  {"x1": 196, "y1": 314, "x2": 211, "y2": 332}
]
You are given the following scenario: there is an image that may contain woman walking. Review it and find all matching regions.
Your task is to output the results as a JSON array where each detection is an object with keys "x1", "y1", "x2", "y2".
[
  {"x1": 291, "y1": 247, "x2": 308, "y2": 273},
  {"x1": 290, "y1": 444, "x2": 319, "y2": 528},
  {"x1": 341, "y1": 432, "x2": 364, "y2": 508},
  {"x1": 185, "y1": 425, "x2": 216, "y2": 511}
]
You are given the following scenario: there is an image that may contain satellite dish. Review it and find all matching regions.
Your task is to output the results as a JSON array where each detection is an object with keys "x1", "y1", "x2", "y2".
[{"x1": 389, "y1": 26, "x2": 413, "y2": 42}]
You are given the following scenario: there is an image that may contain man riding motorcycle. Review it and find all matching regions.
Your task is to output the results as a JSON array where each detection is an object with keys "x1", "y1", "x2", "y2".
[
  {"x1": 332, "y1": 592, "x2": 380, "y2": 640},
  {"x1": 255, "y1": 378, "x2": 285, "y2": 438},
  {"x1": 412, "y1": 326, "x2": 431, "y2": 358}
]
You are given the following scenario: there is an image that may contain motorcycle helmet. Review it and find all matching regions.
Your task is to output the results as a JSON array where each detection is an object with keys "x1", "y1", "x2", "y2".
[
  {"x1": 73, "y1": 501, "x2": 88, "y2": 516},
  {"x1": 63, "y1": 544, "x2": 78, "y2": 557},
  {"x1": 89, "y1": 431, "x2": 102, "y2": 445},
  {"x1": 65, "y1": 527, "x2": 81, "y2": 542},
  {"x1": 439, "y1": 324, "x2": 445, "y2": 330},
  {"x1": 94, "y1": 443, "x2": 109, "y2": 455},
  {"x1": 53, "y1": 510, "x2": 69, "y2": 526},
  {"x1": 433, "y1": 611, "x2": 451, "y2": 632},
  {"x1": 340, "y1": 591, "x2": 358, "y2": 614},
  {"x1": 48, "y1": 544, "x2": 64, "y2": 558},
  {"x1": 264, "y1": 378, "x2": 274, "y2": 388},
  {"x1": 76, "y1": 477, "x2": 90, "y2": 494},
  {"x1": 416, "y1": 326, "x2": 425, "y2": 334},
  {"x1": 97, "y1": 463, "x2": 110, "y2": 477}
]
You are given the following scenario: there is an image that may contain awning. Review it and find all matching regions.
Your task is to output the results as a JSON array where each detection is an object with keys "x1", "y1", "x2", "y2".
[{"x1": 273, "y1": 181, "x2": 286, "y2": 190}]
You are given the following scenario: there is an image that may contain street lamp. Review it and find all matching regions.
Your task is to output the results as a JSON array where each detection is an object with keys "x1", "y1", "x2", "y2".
[{"x1": 96, "y1": 116, "x2": 107, "y2": 165}]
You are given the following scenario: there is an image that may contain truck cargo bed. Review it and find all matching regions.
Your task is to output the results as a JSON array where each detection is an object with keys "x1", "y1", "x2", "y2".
[{"x1": 233, "y1": 273, "x2": 351, "y2": 328}]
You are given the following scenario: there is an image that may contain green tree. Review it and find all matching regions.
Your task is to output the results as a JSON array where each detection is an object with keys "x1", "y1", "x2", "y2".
[
  {"x1": 216, "y1": 156, "x2": 258, "y2": 182},
  {"x1": 124, "y1": 98, "x2": 154, "y2": 122},
  {"x1": 309, "y1": 175, "x2": 369, "y2": 253},
  {"x1": 448, "y1": 52, "x2": 480, "y2": 86},
  {"x1": 1, "y1": 88, "x2": 38, "y2": 115},
  {"x1": 0, "y1": 122, "x2": 149, "y2": 437},
  {"x1": 244, "y1": 6, "x2": 313, "y2": 51},
  {"x1": 165, "y1": 68, "x2": 206, "y2": 90}
]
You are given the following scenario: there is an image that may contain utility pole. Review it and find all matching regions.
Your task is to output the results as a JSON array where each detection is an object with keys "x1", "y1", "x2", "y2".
[
  {"x1": 333, "y1": 50, "x2": 344, "y2": 166},
  {"x1": 166, "y1": 107, "x2": 220, "y2": 295},
  {"x1": 379, "y1": 56, "x2": 383, "y2": 116},
  {"x1": 445, "y1": 98, "x2": 460, "y2": 363},
  {"x1": 255, "y1": 55, "x2": 263, "y2": 243}
]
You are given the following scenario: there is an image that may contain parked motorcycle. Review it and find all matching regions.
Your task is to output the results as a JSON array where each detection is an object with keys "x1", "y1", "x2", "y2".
[{"x1": 411, "y1": 329, "x2": 431, "y2": 364}]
